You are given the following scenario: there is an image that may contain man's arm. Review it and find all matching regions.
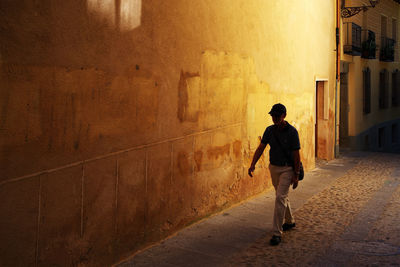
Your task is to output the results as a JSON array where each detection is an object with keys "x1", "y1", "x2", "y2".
[
  {"x1": 291, "y1": 149, "x2": 300, "y2": 189},
  {"x1": 248, "y1": 143, "x2": 267, "y2": 177}
]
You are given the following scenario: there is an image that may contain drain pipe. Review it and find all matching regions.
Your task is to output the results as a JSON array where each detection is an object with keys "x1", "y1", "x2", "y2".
[{"x1": 335, "y1": 0, "x2": 341, "y2": 157}]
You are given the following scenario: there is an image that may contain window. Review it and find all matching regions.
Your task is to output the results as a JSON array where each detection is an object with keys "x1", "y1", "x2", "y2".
[
  {"x1": 364, "y1": 134, "x2": 370, "y2": 150},
  {"x1": 392, "y1": 124, "x2": 399, "y2": 143},
  {"x1": 393, "y1": 18, "x2": 398, "y2": 62},
  {"x1": 393, "y1": 70, "x2": 400, "y2": 107},
  {"x1": 363, "y1": 68, "x2": 371, "y2": 114},
  {"x1": 379, "y1": 69, "x2": 389, "y2": 109},
  {"x1": 381, "y1": 15, "x2": 387, "y2": 38},
  {"x1": 361, "y1": 30, "x2": 376, "y2": 59},
  {"x1": 378, "y1": 127, "x2": 385, "y2": 149},
  {"x1": 343, "y1": 22, "x2": 362, "y2": 55}
]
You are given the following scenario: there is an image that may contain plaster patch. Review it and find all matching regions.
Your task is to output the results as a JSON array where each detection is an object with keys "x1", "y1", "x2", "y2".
[{"x1": 177, "y1": 71, "x2": 200, "y2": 123}]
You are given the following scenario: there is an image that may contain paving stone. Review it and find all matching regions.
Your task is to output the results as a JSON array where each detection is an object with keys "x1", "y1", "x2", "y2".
[{"x1": 117, "y1": 152, "x2": 400, "y2": 266}]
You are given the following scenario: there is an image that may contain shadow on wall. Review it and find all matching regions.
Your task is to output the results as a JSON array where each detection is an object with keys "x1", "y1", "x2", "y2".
[
  {"x1": 0, "y1": 1, "x2": 269, "y2": 266},
  {"x1": 0, "y1": 1, "x2": 163, "y2": 266},
  {"x1": 0, "y1": 0, "x2": 161, "y2": 181},
  {"x1": 1, "y1": 0, "x2": 144, "y2": 67}
]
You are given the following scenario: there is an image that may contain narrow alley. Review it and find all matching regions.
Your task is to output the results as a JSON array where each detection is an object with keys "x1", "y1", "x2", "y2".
[
  {"x1": 2, "y1": 2, "x2": 400, "y2": 265},
  {"x1": 118, "y1": 152, "x2": 400, "y2": 266}
]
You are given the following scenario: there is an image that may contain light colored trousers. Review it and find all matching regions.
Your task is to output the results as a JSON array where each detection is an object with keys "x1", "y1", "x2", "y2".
[{"x1": 269, "y1": 164, "x2": 295, "y2": 236}]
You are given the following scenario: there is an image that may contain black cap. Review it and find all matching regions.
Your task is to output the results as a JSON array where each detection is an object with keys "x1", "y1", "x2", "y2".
[{"x1": 268, "y1": 103, "x2": 286, "y2": 116}]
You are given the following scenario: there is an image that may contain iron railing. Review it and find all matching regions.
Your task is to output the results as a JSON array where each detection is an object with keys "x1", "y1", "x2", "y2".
[
  {"x1": 343, "y1": 22, "x2": 362, "y2": 56},
  {"x1": 380, "y1": 37, "x2": 395, "y2": 62},
  {"x1": 361, "y1": 30, "x2": 376, "y2": 59}
]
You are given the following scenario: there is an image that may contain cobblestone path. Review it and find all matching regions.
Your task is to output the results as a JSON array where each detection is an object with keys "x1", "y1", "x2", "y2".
[{"x1": 228, "y1": 153, "x2": 400, "y2": 266}]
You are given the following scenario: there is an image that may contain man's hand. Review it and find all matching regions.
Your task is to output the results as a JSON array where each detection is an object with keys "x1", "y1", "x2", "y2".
[
  {"x1": 248, "y1": 143, "x2": 266, "y2": 178},
  {"x1": 291, "y1": 173, "x2": 299, "y2": 189},
  {"x1": 248, "y1": 165, "x2": 255, "y2": 177}
]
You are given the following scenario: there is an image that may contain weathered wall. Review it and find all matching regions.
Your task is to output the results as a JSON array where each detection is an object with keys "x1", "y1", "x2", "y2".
[{"x1": 0, "y1": 0, "x2": 336, "y2": 265}]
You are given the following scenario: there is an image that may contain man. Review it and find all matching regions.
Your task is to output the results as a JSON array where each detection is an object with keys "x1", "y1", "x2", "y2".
[{"x1": 248, "y1": 103, "x2": 301, "y2": 246}]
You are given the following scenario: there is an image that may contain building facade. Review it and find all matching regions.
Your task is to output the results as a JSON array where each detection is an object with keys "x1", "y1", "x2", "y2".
[{"x1": 340, "y1": 0, "x2": 400, "y2": 153}]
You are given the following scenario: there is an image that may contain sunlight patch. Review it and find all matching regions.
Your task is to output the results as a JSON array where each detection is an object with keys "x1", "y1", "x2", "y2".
[
  {"x1": 87, "y1": 0, "x2": 141, "y2": 31},
  {"x1": 120, "y1": 0, "x2": 141, "y2": 31}
]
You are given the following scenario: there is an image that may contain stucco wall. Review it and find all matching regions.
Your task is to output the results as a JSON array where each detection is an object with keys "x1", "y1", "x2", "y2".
[
  {"x1": 346, "y1": 58, "x2": 400, "y2": 136},
  {"x1": 0, "y1": 1, "x2": 336, "y2": 265}
]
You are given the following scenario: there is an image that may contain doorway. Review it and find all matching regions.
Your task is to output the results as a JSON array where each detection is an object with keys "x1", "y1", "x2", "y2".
[
  {"x1": 339, "y1": 73, "x2": 349, "y2": 147},
  {"x1": 316, "y1": 81, "x2": 327, "y2": 159}
]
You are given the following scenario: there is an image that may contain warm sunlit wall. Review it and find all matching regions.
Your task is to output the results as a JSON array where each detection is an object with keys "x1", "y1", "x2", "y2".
[{"x1": 0, "y1": 0, "x2": 336, "y2": 265}]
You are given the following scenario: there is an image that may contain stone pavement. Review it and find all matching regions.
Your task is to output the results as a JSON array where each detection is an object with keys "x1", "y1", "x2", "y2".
[{"x1": 116, "y1": 152, "x2": 400, "y2": 266}]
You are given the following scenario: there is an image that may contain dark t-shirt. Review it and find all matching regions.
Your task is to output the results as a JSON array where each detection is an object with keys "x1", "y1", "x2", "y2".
[{"x1": 261, "y1": 122, "x2": 300, "y2": 166}]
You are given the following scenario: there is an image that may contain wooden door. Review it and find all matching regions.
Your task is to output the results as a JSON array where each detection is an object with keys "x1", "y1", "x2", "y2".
[{"x1": 316, "y1": 81, "x2": 327, "y2": 159}]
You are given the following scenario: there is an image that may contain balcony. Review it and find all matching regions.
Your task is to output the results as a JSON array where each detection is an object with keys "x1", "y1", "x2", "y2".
[
  {"x1": 344, "y1": 22, "x2": 362, "y2": 56},
  {"x1": 361, "y1": 30, "x2": 376, "y2": 59},
  {"x1": 380, "y1": 37, "x2": 395, "y2": 62}
]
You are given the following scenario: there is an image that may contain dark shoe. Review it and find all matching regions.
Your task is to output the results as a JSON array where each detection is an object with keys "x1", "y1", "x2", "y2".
[
  {"x1": 282, "y1": 223, "x2": 296, "y2": 231},
  {"x1": 269, "y1": 235, "x2": 281, "y2": 246}
]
